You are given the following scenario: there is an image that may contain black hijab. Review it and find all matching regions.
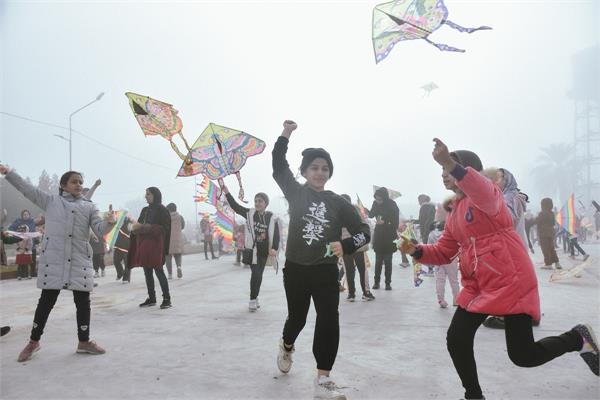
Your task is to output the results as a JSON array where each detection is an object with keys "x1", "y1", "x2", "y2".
[{"x1": 137, "y1": 187, "x2": 171, "y2": 256}]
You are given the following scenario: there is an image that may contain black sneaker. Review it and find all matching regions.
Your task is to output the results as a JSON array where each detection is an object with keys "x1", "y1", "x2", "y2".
[
  {"x1": 139, "y1": 298, "x2": 157, "y2": 307},
  {"x1": 0, "y1": 326, "x2": 10, "y2": 336},
  {"x1": 483, "y1": 316, "x2": 505, "y2": 329},
  {"x1": 362, "y1": 292, "x2": 376, "y2": 301},
  {"x1": 372, "y1": 283, "x2": 380, "y2": 290},
  {"x1": 573, "y1": 324, "x2": 599, "y2": 376},
  {"x1": 346, "y1": 293, "x2": 356, "y2": 302},
  {"x1": 160, "y1": 299, "x2": 172, "y2": 309},
  {"x1": 385, "y1": 285, "x2": 392, "y2": 291}
]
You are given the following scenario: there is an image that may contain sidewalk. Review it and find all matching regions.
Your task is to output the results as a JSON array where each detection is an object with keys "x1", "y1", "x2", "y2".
[{"x1": 1, "y1": 246, "x2": 598, "y2": 400}]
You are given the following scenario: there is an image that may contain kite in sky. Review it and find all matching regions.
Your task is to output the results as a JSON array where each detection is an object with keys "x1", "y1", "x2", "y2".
[
  {"x1": 372, "y1": 0, "x2": 492, "y2": 63},
  {"x1": 125, "y1": 92, "x2": 192, "y2": 160},
  {"x1": 421, "y1": 82, "x2": 438, "y2": 96},
  {"x1": 177, "y1": 123, "x2": 266, "y2": 202}
]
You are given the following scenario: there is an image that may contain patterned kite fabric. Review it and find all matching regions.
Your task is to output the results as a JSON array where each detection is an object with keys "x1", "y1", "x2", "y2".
[
  {"x1": 556, "y1": 194, "x2": 576, "y2": 235},
  {"x1": 103, "y1": 210, "x2": 127, "y2": 250},
  {"x1": 195, "y1": 176, "x2": 219, "y2": 206}
]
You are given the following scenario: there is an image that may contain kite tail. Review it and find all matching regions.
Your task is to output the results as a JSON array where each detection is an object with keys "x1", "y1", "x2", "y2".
[
  {"x1": 169, "y1": 140, "x2": 187, "y2": 160},
  {"x1": 443, "y1": 20, "x2": 492, "y2": 34},
  {"x1": 424, "y1": 37, "x2": 465, "y2": 53},
  {"x1": 235, "y1": 172, "x2": 248, "y2": 203}
]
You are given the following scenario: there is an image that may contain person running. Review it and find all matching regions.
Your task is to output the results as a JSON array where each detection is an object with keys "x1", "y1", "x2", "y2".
[
  {"x1": 340, "y1": 194, "x2": 375, "y2": 302},
  {"x1": 369, "y1": 187, "x2": 399, "y2": 290},
  {"x1": 272, "y1": 120, "x2": 370, "y2": 400},
  {"x1": 1, "y1": 164, "x2": 115, "y2": 362},
  {"x1": 128, "y1": 187, "x2": 172, "y2": 309},
  {"x1": 399, "y1": 139, "x2": 599, "y2": 400},
  {"x1": 165, "y1": 203, "x2": 185, "y2": 279},
  {"x1": 222, "y1": 185, "x2": 280, "y2": 312}
]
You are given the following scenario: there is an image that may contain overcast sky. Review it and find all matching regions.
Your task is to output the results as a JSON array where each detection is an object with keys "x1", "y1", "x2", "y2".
[{"x1": 1, "y1": 0, "x2": 598, "y2": 223}]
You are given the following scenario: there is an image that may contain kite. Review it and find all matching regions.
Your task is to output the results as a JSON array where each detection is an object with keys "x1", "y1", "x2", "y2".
[
  {"x1": 194, "y1": 176, "x2": 219, "y2": 206},
  {"x1": 556, "y1": 194, "x2": 576, "y2": 235},
  {"x1": 421, "y1": 82, "x2": 438, "y2": 96},
  {"x1": 397, "y1": 223, "x2": 424, "y2": 287},
  {"x1": 125, "y1": 92, "x2": 192, "y2": 160},
  {"x1": 372, "y1": 0, "x2": 492, "y2": 63},
  {"x1": 373, "y1": 185, "x2": 402, "y2": 200},
  {"x1": 103, "y1": 210, "x2": 128, "y2": 250},
  {"x1": 177, "y1": 123, "x2": 266, "y2": 202}
]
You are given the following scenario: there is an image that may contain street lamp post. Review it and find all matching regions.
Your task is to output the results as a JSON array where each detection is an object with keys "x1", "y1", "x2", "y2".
[{"x1": 69, "y1": 92, "x2": 104, "y2": 170}]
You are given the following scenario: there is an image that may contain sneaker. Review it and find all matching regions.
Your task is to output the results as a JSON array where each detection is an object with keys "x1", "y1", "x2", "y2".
[
  {"x1": 541, "y1": 265, "x2": 553, "y2": 270},
  {"x1": 101, "y1": 270, "x2": 105, "y2": 277},
  {"x1": 385, "y1": 285, "x2": 392, "y2": 291},
  {"x1": 346, "y1": 293, "x2": 356, "y2": 302},
  {"x1": 372, "y1": 283, "x2": 380, "y2": 290},
  {"x1": 212, "y1": 256, "x2": 219, "y2": 260},
  {"x1": 116, "y1": 274, "x2": 122, "y2": 281},
  {"x1": 573, "y1": 324, "x2": 599, "y2": 376},
  {"x1": 1, "y1": 326, "x2": 11, "y2": 336},
  {"x1": 314, "y1": 376, "x2": 346, "y2": 400},
  {"x1": 249, "y1": 299, "x2": 258, "y2": 312},
  {"x1": 160, "y1": 299, "x2": 172, "y2": 309},
  {"x1": 483, "y1": 316, "x2": 505, "y2": 329},
  {"x1": 17, "y1": 277, "x2": 22, "y2": 281},
  {"x1": 277, "y1": 339, "x2": 294, "y2": 374},
  {"x1": 554, "y1": 262, "x2": 563, "y2": 270},
  {"x1": 439, "y1": 300, "x2": 448, "y2": 308},
  {"x1": 76, "y1": 340, "x2": 106, "y2": 355},
  {"x1": 17, "y1": 340, "x2": 40, "y2": 362},
  {"x1": 139, "y1": 298, "x2": 157, "y2": 307},
  {"x1": 177, "y1": 267, "x2": 182, "y2": 279},
  {"x1": 583, "y1": 254, "x2": 590, "y2": 262},
  {"x1": 122, "y1": 279, "x2": 130, "y2": 284},
  {"x1": 94, "y1": 271, "x2": 100, "y2": 278},
  {"x1": 362, "y1": 292, "x2": 376, "y2": 301}
]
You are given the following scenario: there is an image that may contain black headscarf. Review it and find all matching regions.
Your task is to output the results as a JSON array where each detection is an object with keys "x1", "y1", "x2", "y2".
[{"x1": 137, "y1": 187, "x2": 171, "y2": 257}]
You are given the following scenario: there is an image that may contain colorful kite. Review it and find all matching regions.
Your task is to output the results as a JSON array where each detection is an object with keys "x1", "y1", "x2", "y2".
[
  {"x1": 372, "y1": 0, "x2": 492, "y2": 63},
  {"x1": 177, "y1": 123, "x2": 266, "y2": 202},
  {"x1": 398, "y1": 223, "x2": 424, "y2": 287},
  {"x1": 125, "y1": 92, "x2": 192, "y2": 160},
  {"x1": 103, "y1": 210, "x2": 128, "y2": 250},
  {"x1": 195, "y1": 176, "x2": 219, "y2": 206},
  {"x1": 556, "y1": 194, "x2": 576, "y2": 235},
  {"x1": 373, "y1": 185, "x2": 402, "y2": 200}
]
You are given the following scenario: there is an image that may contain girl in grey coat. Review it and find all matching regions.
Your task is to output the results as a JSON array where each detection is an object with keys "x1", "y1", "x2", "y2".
[{"x1": 0, "y1": 165, "x2": 115, "y2": 362}]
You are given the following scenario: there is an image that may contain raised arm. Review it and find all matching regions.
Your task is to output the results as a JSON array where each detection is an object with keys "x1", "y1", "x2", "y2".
[
  {"x1": 1, "y1": 166, "x2": 51, "y2": 210},
  {"x1": 85, "y1": 179, "x2": 101, "y2": 200},
  {"x1": 272, "y1": 120, "x2": 302, "y2": 200},
  {"x1": 340, "y1": 201, "x2": 371, "y2": 255},
  {"x1": 223, "y1": 188, "x2": 249, "y2": 218}
]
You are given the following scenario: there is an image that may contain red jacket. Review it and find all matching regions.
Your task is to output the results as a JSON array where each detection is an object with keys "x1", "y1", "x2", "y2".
[{"x1": 417, "y1": 167, "x2": 540, "y2": 320}]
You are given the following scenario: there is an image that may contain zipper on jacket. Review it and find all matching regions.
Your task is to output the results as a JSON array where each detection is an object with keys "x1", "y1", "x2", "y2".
[{"x1": 480, "y1": 260, "x2": 502, "y2": 275}]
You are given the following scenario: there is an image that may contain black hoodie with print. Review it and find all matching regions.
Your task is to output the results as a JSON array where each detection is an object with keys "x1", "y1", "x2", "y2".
[{"x1": 272, "y1": 136, "x2": 370, "y2": 266}]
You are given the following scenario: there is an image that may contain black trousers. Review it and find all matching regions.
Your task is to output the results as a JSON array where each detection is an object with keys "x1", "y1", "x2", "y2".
[
  {"x1": 92, "y1": 254, "x2": 105, "y2": 272},
  {"x1": 343, "y1": 252, "x2": 368, "y2": 295},
  {"x1": 204, "y1": 237, "x2": 216, "y2": 258},
  {"x1": 113, "y1": 249, "x2": 130, "y2": 281},
  {"x1": 250, "y1": 255, "x2": 267, "y2": 300},
  {"x1": 17, "y1": 264, "x2": 32, "y2": 278},
  {"x1": 31, "y1": 247, "x2": 37, "y2": 277},
  {"x1": 31, "y1": 289, "x2": 91, "y2": 342},
  {"x1": 143, "y1": 267, "x2": 170, "y2": 301},
  {"x1": 282, "y1": 262, "x2": 339, "y2": 371},
  {"x1": 569, "y1": 237, "x2": 587, "y2": 257},
  {"x1": 374, "y1": 252, "x2": 393, "y2": 285},
  {"x1": 447, "y1": 307, "x2": 582, "y2": 399}
]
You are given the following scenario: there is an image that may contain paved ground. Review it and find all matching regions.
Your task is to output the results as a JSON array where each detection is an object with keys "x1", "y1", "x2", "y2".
[{"x1": 1, "y1": 244, "x2": 599, "y2": 400}]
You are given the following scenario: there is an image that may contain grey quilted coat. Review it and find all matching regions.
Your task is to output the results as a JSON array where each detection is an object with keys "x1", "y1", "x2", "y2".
[{"x1": 5, "y1": 170, "x2": 113, "y2": 292}]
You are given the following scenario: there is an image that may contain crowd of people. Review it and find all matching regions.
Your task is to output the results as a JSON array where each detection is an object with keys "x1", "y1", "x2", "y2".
[{"x1": 1, "y1": 120, "x2": 599, "y2": 400}]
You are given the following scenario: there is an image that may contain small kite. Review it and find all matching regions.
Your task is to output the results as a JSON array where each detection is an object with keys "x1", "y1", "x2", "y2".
[
  {"x1": 372, "y1": 0, "x2": 492, "y2": 63},
  {"x1": 125, "y1": 92, "x2": 192, "y2": 160},
  {"x1": 421, "y1": 82, "x2": 438, "y2": 96},
  {"x1": 373, "y1": 185, "x2": 402, "y2": 200},
  {"x1": 177, "y1": 123, "x2": 266, "y2": 202}
]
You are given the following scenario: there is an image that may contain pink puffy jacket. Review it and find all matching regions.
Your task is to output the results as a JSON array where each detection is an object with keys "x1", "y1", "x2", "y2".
[{"x1": 417, "y1": 167, "x2": 540, "y2": 320}]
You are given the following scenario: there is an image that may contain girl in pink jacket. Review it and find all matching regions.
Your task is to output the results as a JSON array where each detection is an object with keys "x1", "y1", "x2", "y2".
[{"x1": 401, "y1": 139, "x2": 599, "y2": 400}]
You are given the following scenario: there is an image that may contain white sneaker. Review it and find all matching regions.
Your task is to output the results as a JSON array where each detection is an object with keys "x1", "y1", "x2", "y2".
[
  {"x1": 93, "y1": 272, "x2": 99, "y2": 278},
  {"x1": 314, "y1": 376, "x2": 346, "y2": 399},
  {"x1": 277, "y1": 339, "x2": 294, "y2": 374},
  {"x1": 249, "y1": 300, "x2": 258, "y2": 312}
]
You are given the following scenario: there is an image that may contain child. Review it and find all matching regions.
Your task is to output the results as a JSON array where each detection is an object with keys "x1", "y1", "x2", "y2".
[
  {"x1": 0, "y1": 164, "x2": 115, "y2": 362},
  {"x1": 428, "y1": 221, "x2": 459, "y2": 308},
  {"x1": 15, "y1": 225, "x2": 33, "y2": 280},
  {"x1": 400, "y1": 139, "x2": 599, "y2": 400},
  {"x1": 272, "y1": 120, "x2": 370, "y2": 400},
  {"x1": 90, "y1": 232, "x2": 106, "y2": 278}
]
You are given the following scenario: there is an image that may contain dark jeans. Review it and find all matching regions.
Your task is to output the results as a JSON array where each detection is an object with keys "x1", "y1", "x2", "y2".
[
  {"x1": 236, "y1": 249, "x2": 243, "y2": 264},
  {"x1": 143, "y1": 267, "x2": 170, "y2": 301},
  {"x1": 343, "y1": 252, "x2": 368, "y2": 295},
  {"x1": 374, "y1": 252, "x2": 393, "y2": 285},
  {"x1": 31, "y1": 289, "x2": 91, "y2": 342},
  {"x1": 113, "y1": 249, "x2": 130, "y2": 281},
  {"x1": 17, "y1": 264, "x2": 32, "y2": 278},
  {"x1": 250, "y1": 255, "x2": 268, "y2": 300},
  {"x1": 204, "y1": 236, "x2": 215, "y2": 258},
  {"x1": 166, "y1": 254, "x2": 182, "y2": 275},
  {"x1": 92, "y1": 254, "x2": 105, "y2": 272},
  {"x1": 282, "y1": 262, "x2": 339, "y2": 371},
  {"x1": 569, "y1": 237, "x2": 587, "y2": 257},
  {"x1": 447, "y1": 307, "x2": 582, "y2": 399}
]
